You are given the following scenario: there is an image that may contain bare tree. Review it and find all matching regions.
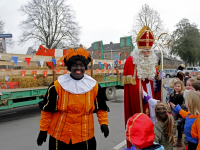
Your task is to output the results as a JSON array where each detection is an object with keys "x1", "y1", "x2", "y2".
[
  {"x1": 0, "y1": 20, "x2": 4, "y2": 33},
  {"x1": 130, "y1": 4, "x2": 167, "y2": 51},
  {"x1": 0, "y1": 19, "x2": 14, "y2": 49},
  {"x1": 19, "y1": 0, "x2": 80, "y2": 49}
]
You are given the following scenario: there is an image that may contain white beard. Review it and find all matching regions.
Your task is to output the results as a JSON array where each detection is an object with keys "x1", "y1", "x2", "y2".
[{"x1": 131, "y1": 49, "x2": 158, "y2": 81}]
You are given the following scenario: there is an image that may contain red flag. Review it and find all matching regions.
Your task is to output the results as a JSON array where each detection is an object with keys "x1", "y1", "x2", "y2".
[
  {"x1": 104, "y1": 63, "x2": 107, "y2": 69},
  {"x1": 25, "y1": 57, "x2": 31, "y2": 67},
  {"x1": 62, "y1": 60, "x2": 65, "y2": 67},
  {"x1": 118, "y1": 60, "x2": 121, "y2": 65},
  {"x1": 32, "y1": 71, "x2": 37, "y2": 79}
]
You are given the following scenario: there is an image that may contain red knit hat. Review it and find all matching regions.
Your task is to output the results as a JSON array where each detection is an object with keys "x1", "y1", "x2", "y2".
[{"x1": 126, "y1": 113, "x2": 155, "y2": 149}]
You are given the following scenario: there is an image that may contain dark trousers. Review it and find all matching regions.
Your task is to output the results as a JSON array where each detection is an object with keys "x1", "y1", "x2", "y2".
[
  {"x1": 49, "y1": 136, "x2": 96, "y2": 150},
  {"x1": 188, "y1": 141, "x2": 197, "y2": 150},
  {"x1": 177, "y1": 124, "x2": 182, "y2": 138}
]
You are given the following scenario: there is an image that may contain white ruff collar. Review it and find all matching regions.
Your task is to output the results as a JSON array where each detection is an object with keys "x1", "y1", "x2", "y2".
[{"x1": 58, "y1": 74, "x2": 97, "y2": 94}]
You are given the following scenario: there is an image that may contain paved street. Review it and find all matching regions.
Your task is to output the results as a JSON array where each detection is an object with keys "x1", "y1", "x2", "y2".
[{"x1": 0, "y1": 78, "x2": 185, "y2": 150}]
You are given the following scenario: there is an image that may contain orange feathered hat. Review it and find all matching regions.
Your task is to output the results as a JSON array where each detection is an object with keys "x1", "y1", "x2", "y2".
[
  {"x1": 126, "y1": 113, "x2": 155, "y2": 149},
  {"x1": 56, "y1": 47, "x2": 91, "y2": 68},
  {"x1": 136, "y1": 26, "x2": 155, "y2": 50}
]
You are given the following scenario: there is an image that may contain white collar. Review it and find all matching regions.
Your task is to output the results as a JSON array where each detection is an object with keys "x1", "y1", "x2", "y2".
[{"x1": 57, "y1": 74, "x2": 97, "y2": 94}]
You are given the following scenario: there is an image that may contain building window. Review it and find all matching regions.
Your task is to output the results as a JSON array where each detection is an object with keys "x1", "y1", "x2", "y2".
[{"x1": 104, "y1": 54, "x2": 108, "y2": 58}]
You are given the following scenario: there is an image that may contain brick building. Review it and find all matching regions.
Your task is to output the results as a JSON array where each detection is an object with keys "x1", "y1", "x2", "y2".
[{"x1": 88, "y1": 42, "x2": 182, "y2": 69}]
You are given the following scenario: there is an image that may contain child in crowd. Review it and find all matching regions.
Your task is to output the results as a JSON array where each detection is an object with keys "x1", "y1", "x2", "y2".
[
  {"x1": 184, "y1": 72, "x2": 191, "y2": 86},
  {"x1": 194, "y1": 71, "x2": 199, "y2": 77},
  {"x1": 196, "y1": 75, "x2": 200, "y2": 80},
  {"x1": 154, "y1": 103, "x2": 175, "y2": 150},
  {"x1": 163, "y1": 78, "x2": 179, "y2": 103},
  {"x1": 170, "y1": 91, "x2": 200, "y2": 150},
  {"x1": 169, "y1": 80, "x2": 185, "y2": 147},
  {"x1": 125, "y1": 113, "x2": 164, "y2": 150},
  {"x1": 191, "y1": 80, "x2": 200, "y2": 91},
  {"x1": 184, "y1": 78, "x2": 196, "y2": 99}
]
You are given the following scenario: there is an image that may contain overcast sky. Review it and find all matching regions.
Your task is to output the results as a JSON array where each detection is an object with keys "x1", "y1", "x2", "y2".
[{"x1": 0, "y1": 0, "x2": 200, "y2": 54}]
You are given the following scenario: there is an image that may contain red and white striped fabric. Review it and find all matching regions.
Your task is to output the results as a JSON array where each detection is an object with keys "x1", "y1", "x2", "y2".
[{"x1": 36, "y1": 45, "x2": 68, "y2": 57}]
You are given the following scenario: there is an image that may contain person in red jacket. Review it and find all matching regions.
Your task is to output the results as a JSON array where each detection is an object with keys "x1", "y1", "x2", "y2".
[{"x1": 123, "y1": 26, "x2": 162, "y2": 148}]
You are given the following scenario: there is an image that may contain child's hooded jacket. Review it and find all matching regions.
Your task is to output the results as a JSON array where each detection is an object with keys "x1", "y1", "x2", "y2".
[{"x1": 126, "y1": 113, "x2": 164, "y2": 150}]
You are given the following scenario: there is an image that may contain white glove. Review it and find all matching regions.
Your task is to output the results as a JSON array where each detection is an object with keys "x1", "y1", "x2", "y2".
[
  {"x1": 159, "y1": 71, "x2": 165, "y2": 80},
  {"x1": 148, "y1": 98, "x2": 160, "y2": 108}
]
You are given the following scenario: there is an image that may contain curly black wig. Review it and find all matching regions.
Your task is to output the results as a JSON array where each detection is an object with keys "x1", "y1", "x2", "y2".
[
  {"x1": 64, "y1": 55, "x2": 91, "y2": 71},
  {"x1": 177, "y1": 65, "x2": 184, "y2": 71}
]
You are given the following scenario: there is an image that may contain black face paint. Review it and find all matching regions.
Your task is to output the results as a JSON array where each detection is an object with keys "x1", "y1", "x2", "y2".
[{"x1": 70, "y1": 60, "x2": 85, "y2": 79}]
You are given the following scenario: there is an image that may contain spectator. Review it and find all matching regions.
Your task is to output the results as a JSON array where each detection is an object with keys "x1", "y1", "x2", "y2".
[
  {"x1": 169, "y1": 80, "x2": 185, "y2": 147},
  {"x1": 154, "y1": 103, "x2": 175, "y2": 150},
  {"x1": 163, "y1": 78, "x2": 179, "y2": 103},
  {"x1": 191, "y1": 80, "x2": 200, "y2": 91},
  {"x1": 184, "y1": 72, "x2": 190, "y2": 86},
  {"x1": 184, "y1": 78, "x2": 197, "y2": 99},
  {"x1": 170, "y1": 91, "x2": 200, "y2": 150},
  {"x1": 177, "y1": 64, "x2": 185, "y2": 82},
  {"x1": 125, "y1": 113, "x2": 164, "y2": 150}
]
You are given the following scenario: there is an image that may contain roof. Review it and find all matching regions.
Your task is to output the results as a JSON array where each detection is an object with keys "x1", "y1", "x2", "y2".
[{"x1": 26, "y1": 47, "x2": 36, "y2": 55}]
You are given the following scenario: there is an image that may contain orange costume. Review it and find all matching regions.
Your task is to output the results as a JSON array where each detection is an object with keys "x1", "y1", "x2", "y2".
[
  {"x1": 174, "y1": 105, "x2": 200, "y2": 150},
  {"x1": 40, "y1": 80, "x2": 108, "y2": 144},
  {"x1": 37, "y1": 48, "x2": 109, "y2": 150}
]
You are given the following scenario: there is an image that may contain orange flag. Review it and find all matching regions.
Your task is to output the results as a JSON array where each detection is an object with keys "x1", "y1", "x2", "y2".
[
  {"x1": 108, "y1": 69, "x2": 111, "y2": 74},
  {"x1": 87, "y1": 69, "x2": 90, "y2": 75},
  {"x1": 32, "y1": 71, "x2": 37, "y2": 79},
  {"x1": 64, "y1": 70, "x2": 68, "y2": 74},
  {"x1": 96, "y1": 69, "x2": 99, "y2": 75},
  {"x1": 102, "y1": 69, "x2": 105, "y2": 74},
  {"x1": 43, "y1": 71, "x2": 48, "y2": 79},
  {"x1": 21, "y1": 71, "x2": 26, "y2": 79}
]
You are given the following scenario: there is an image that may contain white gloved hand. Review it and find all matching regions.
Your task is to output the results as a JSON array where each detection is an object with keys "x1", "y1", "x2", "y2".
[
  {"x1": 148, "y1": 98, "x2": 160, "y2": 108},
  {"x1": 159, "y1": 71, "x2": 165, "y2": 80}
]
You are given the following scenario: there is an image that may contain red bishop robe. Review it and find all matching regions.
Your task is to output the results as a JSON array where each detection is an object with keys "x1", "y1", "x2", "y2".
[{"x1": 123, "y1": 56, "x2": 161, "y2": 148}]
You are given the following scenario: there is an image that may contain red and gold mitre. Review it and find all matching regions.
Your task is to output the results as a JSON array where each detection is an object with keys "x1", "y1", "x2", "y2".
[{"x1": 136, "y1": 26, "x2": 155, "y2": 50}]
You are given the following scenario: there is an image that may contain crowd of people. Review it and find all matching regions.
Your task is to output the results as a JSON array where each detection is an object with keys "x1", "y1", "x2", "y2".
[
  {"x1": 35, "y1": 25, "x2": 200, "y2": 150},
  {"x1": 123, "y1": 26, "x2": 200, "y2": 150},
  {"x1": 124, "y1": 68, "x2": 200, "y2": 150}
]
